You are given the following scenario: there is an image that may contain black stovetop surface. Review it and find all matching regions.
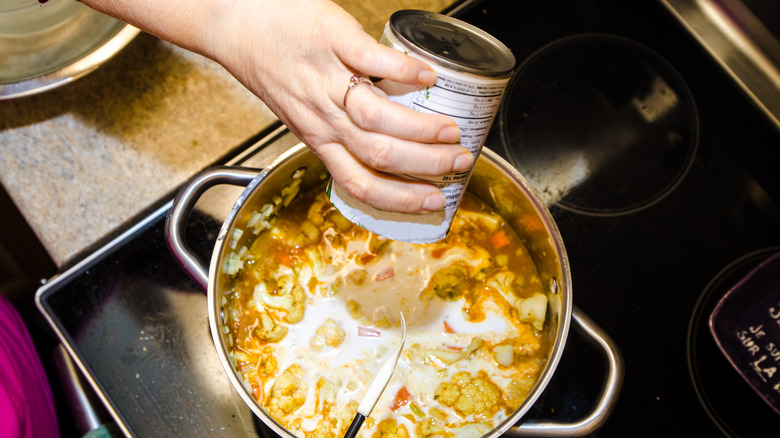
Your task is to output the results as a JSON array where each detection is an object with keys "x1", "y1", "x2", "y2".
[
  {"x1": 461, "y1": 0, "x2": 780, "y2": 435},
  {"x1": 37, "y1": 0, "x2": 780, "y2": 436}
]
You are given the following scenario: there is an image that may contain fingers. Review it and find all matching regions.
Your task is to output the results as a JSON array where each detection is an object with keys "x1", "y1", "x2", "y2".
[
  {"x1": 346, "y1": 84, "x2": 460, "y2": 143},
  {"x1": 339, "y1": 81, "x2": 472, "y2": 178},
  {"x1": 342, "y1": 130, "x2": 473, "y2": 177},
  {"x1": 316, "y1": 142, "x2": 446, "y2": 213},
  {"x1": 335, "y1": 30, "x2": 437, "y2": 87}
]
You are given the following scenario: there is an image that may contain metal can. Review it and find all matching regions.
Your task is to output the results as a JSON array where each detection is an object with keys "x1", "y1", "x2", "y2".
[{"x1": 328, "y1": 9, "x2": 515, "y2": 243}]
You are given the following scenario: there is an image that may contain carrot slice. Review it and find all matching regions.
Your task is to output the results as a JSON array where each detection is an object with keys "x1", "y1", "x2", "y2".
[
  {"x1": 490, "y1": 230, "x2": 510, "y2": 249},
  {"x1": 443, "y1": 320, "x2": 456, "y2": 334},
  {"x1": 277, "y1": 250, "x2": 292, "y2": 266},
  {"x1": 391, "y1": 386, "x2": 411, "y2": 411}
]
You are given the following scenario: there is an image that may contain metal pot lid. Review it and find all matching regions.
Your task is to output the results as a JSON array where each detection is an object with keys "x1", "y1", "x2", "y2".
[{"x1": 0, "y1": 0, "x2": 139, "y2": 100}]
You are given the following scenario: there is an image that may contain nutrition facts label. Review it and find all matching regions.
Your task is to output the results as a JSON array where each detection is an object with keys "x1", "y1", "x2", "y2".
[
  {"x1": 403, "y1": 73, "x2": 509, "y2": 206},
  {"x1": 330, "y1": 12, "x2": 514, "y2": 243}
]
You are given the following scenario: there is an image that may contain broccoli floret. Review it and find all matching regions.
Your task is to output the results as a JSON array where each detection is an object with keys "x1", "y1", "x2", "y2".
[{"x1": 434, "y1": 371, "x2": 503, "y2": 420}]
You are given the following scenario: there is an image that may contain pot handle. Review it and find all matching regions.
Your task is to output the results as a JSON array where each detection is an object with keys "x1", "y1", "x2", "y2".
[
  {"x1": 506, "y1": 306, "x2": 625, "y2": 437},
  {"x1": 165, "y1": 166, "x2": 260, "y2": 292}
]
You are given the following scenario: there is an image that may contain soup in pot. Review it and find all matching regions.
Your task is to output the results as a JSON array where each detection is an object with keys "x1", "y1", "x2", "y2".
[{"x1": 221, "y1": 183, "x2": 549, "y2": 438}]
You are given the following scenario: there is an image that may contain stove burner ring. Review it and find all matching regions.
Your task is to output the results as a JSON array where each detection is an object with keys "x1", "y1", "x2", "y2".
[
  {"x1": 687, "y1": 247, "x2": 780, "y2": 437},
  {"x1": 499, "y1": 34, "x2": 699, "y2": 217}
]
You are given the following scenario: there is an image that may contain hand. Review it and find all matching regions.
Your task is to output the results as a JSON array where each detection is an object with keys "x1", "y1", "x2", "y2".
[
  {"x1": 214, "y1": 0, "x2": 472, "y2": 213},
  {"x1": 79, "y1": 0, "x2": 472, "y2": 213}
]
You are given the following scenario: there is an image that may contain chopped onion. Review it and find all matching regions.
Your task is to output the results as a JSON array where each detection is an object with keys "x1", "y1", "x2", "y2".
[{"x1": 493, "y1": 344, "x2": 515, "y2": 366}]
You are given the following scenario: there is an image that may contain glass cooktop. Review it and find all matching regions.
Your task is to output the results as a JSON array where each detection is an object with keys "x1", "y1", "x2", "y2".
[{"x1": 36, "y1": 0, "x2": 780, "y2": 436}]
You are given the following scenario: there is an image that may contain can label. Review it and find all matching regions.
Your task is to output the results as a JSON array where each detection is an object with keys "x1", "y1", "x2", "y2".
[{"x1": 328, "y1": 13, "x2": 512, "y2": 243}]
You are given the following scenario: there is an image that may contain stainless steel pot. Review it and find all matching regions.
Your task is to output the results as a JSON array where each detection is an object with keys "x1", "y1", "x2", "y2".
[{"x1": 165, "y1": 143, "x2": 624, "y2": 437}]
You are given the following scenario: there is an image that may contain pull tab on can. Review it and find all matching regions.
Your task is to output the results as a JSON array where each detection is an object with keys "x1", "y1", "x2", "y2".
[{"x1": 328, "y1": 10, "x2": 516, "y2": 243}]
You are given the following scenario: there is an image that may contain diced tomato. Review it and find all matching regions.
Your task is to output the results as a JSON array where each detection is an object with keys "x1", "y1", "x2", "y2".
[
  {"x1": 490, "y1": 230, "x2": 510, "y2": 250},
  {"x1": 358, "y1": 326, "x2": 381, "y2": 338},
  {"x1": 375, "y1": 267, "x2": 394, "y2": 281},
  {"x1": 390, "y1": 386, "x2": 411, "y2": 411},
  {"x1": 443, "y1": 320, "x2": 456, "y2": 334}
]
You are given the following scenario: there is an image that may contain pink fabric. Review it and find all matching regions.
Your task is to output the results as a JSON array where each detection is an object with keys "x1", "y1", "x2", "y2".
[{"x1": 0, "y1": 295, "x2": 59, "y2": 438}]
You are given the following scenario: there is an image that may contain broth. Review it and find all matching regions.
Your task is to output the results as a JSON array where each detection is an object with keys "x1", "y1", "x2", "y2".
[{"x1": 222, "y1": 184, "x2": 549, "y2": 438}]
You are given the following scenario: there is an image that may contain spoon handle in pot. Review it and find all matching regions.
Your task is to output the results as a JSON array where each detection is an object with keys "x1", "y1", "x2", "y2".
[{"x1": 343, "y1": 413, "x2": 366, "y2": 438}]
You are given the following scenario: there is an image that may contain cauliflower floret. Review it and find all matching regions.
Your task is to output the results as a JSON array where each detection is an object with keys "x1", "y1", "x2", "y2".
[
  {"x1": 423, "y1": 245, "x2": 493, "y2": 302},
  {"x1": 485, "y1": 270, "x2": 516, "y2": 296},
  {"x1": 256, "y1": 312, "x2": 287, "y2": 343},
  {"x1": 266, "y1": 365, "x2": 307, "y2": 418},
  {"x1": 307, "y1": 417, "x2": 337, "y2": 438},
  {"x1": 315, "y1": 377, "x2": 337, "y2": 414},
  {"x1": 516, "y1": 293, "x2": 547, "y2": 331},
  {"x1": 372, "y1": 419, "x2": 410, "y2": 438},
  {"x1": 429, "y1": 337, "x2": 483, "y2": 365},
  {"x1": 415, "y1": 417, "x2": 445, "y2": 438},
  {"x1": 257, "y1": 349, "x2": 278, "y2": 376},
  {"x1": 253, "y1": 275, "x2": 306, "y2": 323},
  {"x1": 310, "y1": 319, "x2": 346, "y2": 351},
  {"x1": 503, "y1": 377, "x2": 536, "y2": 409},
  {"x1": 423, "y1": 264, "x2": 469, "y2": 301},
  {"x1": 434, "y1": 371, "x2": 503, "y2": 420},
  {"x1": 337, "y1": 400, "x2": 359, "y2": 431}
]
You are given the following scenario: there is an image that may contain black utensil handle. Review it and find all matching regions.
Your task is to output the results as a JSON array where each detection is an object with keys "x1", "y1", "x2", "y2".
[{"x1": 343, "y1": 412, "x2": 366, "y2": 438}]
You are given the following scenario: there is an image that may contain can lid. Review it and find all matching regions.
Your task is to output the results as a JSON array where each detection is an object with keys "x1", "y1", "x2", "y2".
[{"x1": 389, "y1": 10, "x2": 515, "y2": 77}]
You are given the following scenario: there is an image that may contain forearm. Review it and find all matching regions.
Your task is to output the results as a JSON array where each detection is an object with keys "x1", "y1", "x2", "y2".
[
  {"x1": 78, "y1": 0, "x2": 239, "y2": 62},
  {"x1": 78, "y1": 0, "x2": 465, "y2": 213}
]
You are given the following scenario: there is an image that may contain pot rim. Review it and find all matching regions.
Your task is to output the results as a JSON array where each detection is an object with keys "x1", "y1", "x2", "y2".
[{"x1": 206, "y1": 144, "x2": 573, "y2": 438}]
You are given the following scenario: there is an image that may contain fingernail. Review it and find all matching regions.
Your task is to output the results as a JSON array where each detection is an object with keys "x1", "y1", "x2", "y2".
[
  {"x1": 418, "y1": 70, "x2": 437, "y2": 86},
  {"x1": 437, "y1": 125, "x2": 460, "y2": 143},
  {"x1": 453, "y1": 152, "x2": 474, "y2": 172},
  {"x1": 422, "y1": 192, "x2": 445, "y2": 211}
]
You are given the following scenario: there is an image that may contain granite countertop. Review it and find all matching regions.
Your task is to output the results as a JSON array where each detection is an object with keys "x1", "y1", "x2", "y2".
[{"x1": 0, "y1": 0, "x2": 456, "y2": 268}]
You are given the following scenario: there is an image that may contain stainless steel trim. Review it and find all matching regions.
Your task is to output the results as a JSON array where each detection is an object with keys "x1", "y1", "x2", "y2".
[
  {"x1": 165, "y1": 166, "x2": 261, "y2": 291},
  {"x1": 34, "y1": 201, "x2": 171, "y2": 438},
  {"x1": 659, "y1": 0, "x2": 780, "y2": 131},
  {"x1": 506, "y1": 307, "x2": 625, "y2": 437},
  {"x1": 0, "y1": 24, "x2": 140, "y2": 100},
  {"x1": 33, "y1": 124, "x2": 289, "y2": 437},
  {"x1": 51, "y1": 344, "x2": 108, "y2": 435}
]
